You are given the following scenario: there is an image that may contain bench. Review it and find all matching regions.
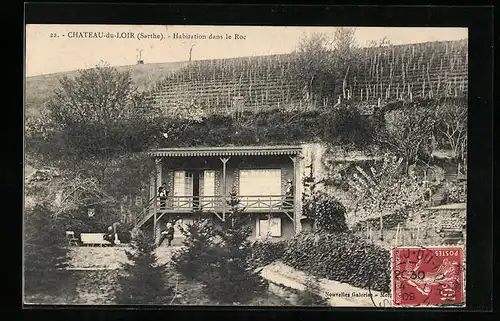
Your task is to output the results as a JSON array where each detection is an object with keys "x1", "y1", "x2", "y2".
[{"x1": 80, "y1": 233, "x2": 112, "y2": 247}]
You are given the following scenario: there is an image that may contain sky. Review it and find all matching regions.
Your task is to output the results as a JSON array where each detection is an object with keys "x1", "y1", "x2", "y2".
[{"x1": 25, "y1": 25, "x2": 468, "y2": 77}]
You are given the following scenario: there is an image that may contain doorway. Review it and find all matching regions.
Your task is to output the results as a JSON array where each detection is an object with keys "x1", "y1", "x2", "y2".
[{"x1": 173, "y1": 170, "x2": 201, "y2": 210}]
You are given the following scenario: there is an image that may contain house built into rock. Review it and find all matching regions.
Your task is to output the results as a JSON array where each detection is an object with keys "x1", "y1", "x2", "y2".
[
  {"x1": 135, "y1": 145, "x2": 305, "y2": 244},
  {"x1": 130, "y1": 39, "x2": 468, "y2": 245}
]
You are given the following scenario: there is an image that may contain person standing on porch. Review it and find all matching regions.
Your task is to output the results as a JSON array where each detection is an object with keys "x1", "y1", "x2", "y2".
[
  {"x1": 158, "y1": 182, "x2": 169, "y2": 210},
  {"x1": 285, "y1": 179, "x2": 294, "y2": 207}
]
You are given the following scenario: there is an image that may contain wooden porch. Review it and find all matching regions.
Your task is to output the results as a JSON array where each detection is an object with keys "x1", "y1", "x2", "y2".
[{"x1": 135, "y1": 194, "x2": 295, "y2": 228}]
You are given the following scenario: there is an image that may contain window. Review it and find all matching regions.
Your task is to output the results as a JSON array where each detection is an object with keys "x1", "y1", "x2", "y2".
[
  {"x1": 239, "y1": 169, "x2": 281, "y2": 195},
  {"x1": 203, "y1": 170, "x2": 215, "y2": 197},
  {"x1": 257, "y1": 217, "x2": 282, "y2": 238},
  {"x1": 173, "y1": 171, "x2": 185, "y2": 197}
]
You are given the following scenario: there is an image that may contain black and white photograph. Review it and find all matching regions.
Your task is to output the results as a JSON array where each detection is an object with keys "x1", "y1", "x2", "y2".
[{"x1": 24, "y1": 24, "x2": 468, "y2": 307}]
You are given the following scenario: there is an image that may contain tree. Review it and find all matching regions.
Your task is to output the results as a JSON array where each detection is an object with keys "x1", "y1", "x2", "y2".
[
  {"x1": 26, "y1": 63, "x2": 162, "y2": 187},
  {"x1": 376, "y1": 104, "x2": 436, "y2": 173},
  {"x1": 24, "y1": 204, "x2": 71, "y2": 296},
  {"x1": 26, "y1": 64, "x2": 163, "y2": 227},
  {"x1": 303, "y1": 191, "x2": 348, "y2": 233},
  {"x1": 291, "y1": 32, "x2": 335, "y2": 106},
  {"x1": 434, "y1": 99, "x2": 467, "y2": 170},
  {"x1": 115, "y1": 231, "x2": 174, "y2": 304},
  {"x1": 202, "y1": 193, "x2": 268, "y2": 304},
  {"x1": 332, "y1": 27, "x2": 358, "y2": 99},
  {"x1": 171, "y1": 215, "x2": 219, "y2": 281},
  {"x1": 348, "y1": 155, "x2": 427, "y2": 240}
]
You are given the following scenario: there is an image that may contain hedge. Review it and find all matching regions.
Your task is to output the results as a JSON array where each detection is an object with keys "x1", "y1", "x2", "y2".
[
  {"x1": 282, "y1": 232, "x2": 391, "y2": 292},
  {"x1": 249, "y1": 240, "x2": 287, "y2": 267},
  {"x1": 158, "y1": 108, "x2": 380, "y2": 149}
]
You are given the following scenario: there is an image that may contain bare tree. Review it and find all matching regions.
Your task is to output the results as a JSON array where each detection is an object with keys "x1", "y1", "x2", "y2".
[
  {"x1": 332, "y1": 28, "x2": 358, "y2": 98},
  {"x1": 435, "y1": 101, "x2": 467, "y2": 168},
  {"x1": 348, "y1": 155, "x2": 426, "y2": 240},
  {"x1": 376, "y1": 106, "x2": 436, "y2": 173}
]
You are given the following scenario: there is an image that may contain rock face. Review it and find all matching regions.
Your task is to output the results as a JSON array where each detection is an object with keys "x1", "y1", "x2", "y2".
[{"x1": 301, "y1": 143, "x2": 329, "y2": 185}]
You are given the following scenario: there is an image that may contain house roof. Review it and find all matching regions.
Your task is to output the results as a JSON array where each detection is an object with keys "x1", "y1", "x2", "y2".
[{"x1": 148, "y1": 145, "x2": 302, "y2": 157}]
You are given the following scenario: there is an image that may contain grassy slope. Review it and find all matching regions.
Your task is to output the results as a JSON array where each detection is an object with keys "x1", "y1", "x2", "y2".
[{"x1": 25, "y1": 61, "x2": 189, "y2": 118}]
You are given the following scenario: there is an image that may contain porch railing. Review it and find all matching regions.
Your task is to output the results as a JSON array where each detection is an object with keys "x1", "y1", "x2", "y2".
[
  {"x1": 135, "y1": 195, "x2": 294, "y2": 227},
  {"x1": 159, "y1": 195, "x2": 294, "y2": 212}
]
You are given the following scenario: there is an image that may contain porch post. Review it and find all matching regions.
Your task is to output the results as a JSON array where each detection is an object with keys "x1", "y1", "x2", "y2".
[
  {"x1": 219, "y1": 157, "x2": 231, "y2": 221},
  {"x1": 154, "y1": 157, "x2": 162, "y2": 244},
  {"x1": 290, "y1": 153, "x2": 303, "y2": 235}
]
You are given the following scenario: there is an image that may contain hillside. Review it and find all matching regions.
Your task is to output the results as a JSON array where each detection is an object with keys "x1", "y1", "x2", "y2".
[
  {"x1": 25, "y1": 61, "x2": 189, "y2": 118},
  {"x1": 25, "y1": 40, "x2": 468, "y2": 119},
  {"x1": 150, "y1": 40, "x2": 468, "y2": 115}
]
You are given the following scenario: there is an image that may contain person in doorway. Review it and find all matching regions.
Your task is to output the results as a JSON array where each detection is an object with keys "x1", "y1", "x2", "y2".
[{"x1": 158, "y1": 182, "x2": 169, "y2": 210}]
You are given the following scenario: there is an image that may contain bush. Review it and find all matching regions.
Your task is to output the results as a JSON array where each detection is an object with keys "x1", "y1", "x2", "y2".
[
  {"x1": 249, "y1": 240, "x2": 287, "y2": 267},
  {"x1": 303, "y1": 192, "x2": 348, "y2": 233},
  {"x1": 24, "y1": 204, "x2": 71, "y2": 296},
  {"x1": 282, "y1": 232, "x2": 391, "y2": 292},
  {"x1": 173, "y1": 196, "x2": 268, "y2": 304},
  {"x1": 320, "y1": 106, "x2": 377, "y2": 147},
  {"x1": 202, "y1": 195, "x2": 268, "y2": 304},
  {"x1": 171, "y1": 218, "x2": 219, "y2": 281},
  {"x1": 115, "y1": 232, "x2": 174, "y2": 304},
  {"x1": 440, "y1": 181, "x2": 467, "y2": 204}
]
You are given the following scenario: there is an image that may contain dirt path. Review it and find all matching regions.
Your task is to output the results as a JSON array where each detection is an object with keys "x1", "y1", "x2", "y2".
[{"x1": 262, "y1": 261, "x2": 392, "y2": 307}]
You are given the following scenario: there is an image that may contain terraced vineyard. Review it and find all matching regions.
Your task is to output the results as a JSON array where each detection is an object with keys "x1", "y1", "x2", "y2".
[
  {"x1": 150, "y1": 39, "x2": 468, "y2": 115},
  {"x1": 346, "y1": 40, "x2": 468, "y2": 102},
  {"x1": 149, "y1": 54, "x2": 305, "y2": 114}
]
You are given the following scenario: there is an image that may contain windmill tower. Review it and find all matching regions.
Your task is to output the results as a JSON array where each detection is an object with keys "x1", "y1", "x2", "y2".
[
  {"x1": 189, "y1": 44, "x2": 195, "y2": 62},
  {"x1": 136, "y1": 49, "x2": 144, "y2": 64}
]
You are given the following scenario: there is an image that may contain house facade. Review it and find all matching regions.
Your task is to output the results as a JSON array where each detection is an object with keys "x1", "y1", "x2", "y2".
[{"x1": 134, "y1": 145, "x2": 305, "y2": 245}]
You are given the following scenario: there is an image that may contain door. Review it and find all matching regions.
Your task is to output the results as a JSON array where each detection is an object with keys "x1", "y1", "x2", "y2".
[
  {"x1": 239, "y1": 169, "x2": 282, "y2": 208},
  {"x1": 203, "y1": 170, "x2": 216, "y2": 209},
  {"x1": 173, "y1": 171, "x2": 194, "y2": 209}
]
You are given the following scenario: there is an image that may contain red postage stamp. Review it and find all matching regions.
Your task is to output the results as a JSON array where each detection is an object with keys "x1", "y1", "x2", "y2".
[{"x1": 391, "y1": 246, "x2": 465, "y2": 307}]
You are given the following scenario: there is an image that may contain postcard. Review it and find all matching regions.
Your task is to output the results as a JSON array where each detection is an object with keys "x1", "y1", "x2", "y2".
[{"x1": 24, "y1": 24, "x2": 468, "y2": 307}]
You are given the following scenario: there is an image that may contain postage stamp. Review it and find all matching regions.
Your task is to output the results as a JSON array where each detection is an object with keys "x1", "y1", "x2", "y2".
[{"x1": 391, "y1": 246, "x2": 465, "y2": 307}]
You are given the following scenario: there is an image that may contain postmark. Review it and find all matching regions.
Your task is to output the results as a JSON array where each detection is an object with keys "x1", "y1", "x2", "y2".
[{"x1": 391, "y1": 246, "x2": 465, "y2": 307}]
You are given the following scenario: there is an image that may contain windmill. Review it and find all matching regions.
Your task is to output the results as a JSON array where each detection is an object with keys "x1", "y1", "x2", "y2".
[
  {"x1": 189, "y1": 44, "x2": 196, "y2": 62},
  {"x1": 136, "y1": 49, "x2": 144, "y2": 64}
]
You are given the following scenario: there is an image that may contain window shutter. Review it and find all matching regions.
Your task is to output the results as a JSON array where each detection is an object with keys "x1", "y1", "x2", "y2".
[
  {"x1": 215, "y1": 170, "x2": 222, "y2": 196},
  {"x1": 269, "y1": 217, "x2": 282, "y2": 237}
]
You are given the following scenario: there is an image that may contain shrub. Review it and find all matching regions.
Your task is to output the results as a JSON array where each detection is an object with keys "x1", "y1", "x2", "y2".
[
  {"x1": 115, "y1": 232, "x2": 174, "y2": 304},
  {"x1": 440, "y1": 181, "x2": 467, "y2": 204},
  {"x1": 249, "y1": 240, "x2": 287, "y2": 267},
  {"x1": 24, "y1": 204, "x2": 71, "y2": 296},
  {"x1": 171, "y1": 218, "x2": 219, "y2": 281},
  {"x1": 303, "y1": 192, "x2": 348, "y2": 233},
  {"x1": 202, "y1": 195, "x2": 268, "y2": 304},
  {"x1": 320, "y1": 106, "x2": 376, "y2": 147},
  {"x1": 282, "y1": 232, "x2": 391, "y2": 292}
]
